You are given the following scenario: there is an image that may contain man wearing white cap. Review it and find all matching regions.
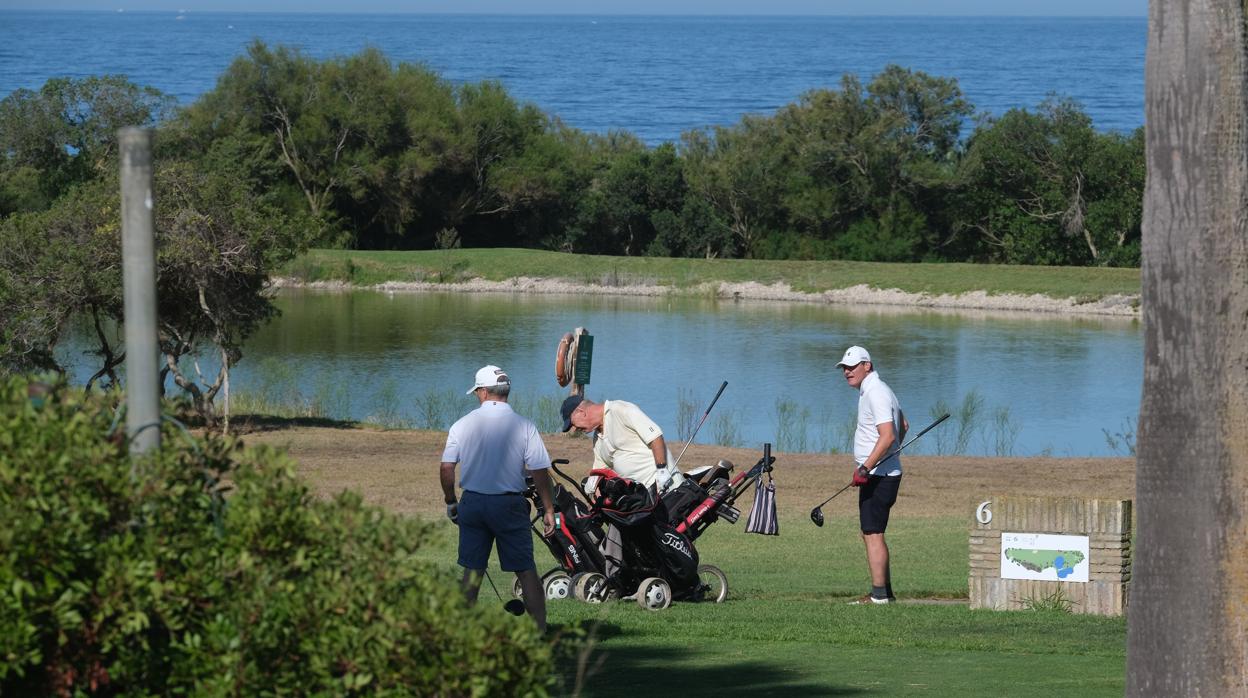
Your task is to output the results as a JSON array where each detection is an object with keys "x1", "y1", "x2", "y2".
[
  {"x1": 837, "y1": 345, "x2": 908, "y2": 605},
  {"x1": 440, "y1": 365, "x2": 557, "y2": 632}
]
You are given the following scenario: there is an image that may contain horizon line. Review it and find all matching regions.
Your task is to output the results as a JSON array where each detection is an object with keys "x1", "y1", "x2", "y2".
[{"x1": 0, "y1": 8, "x2": 1149, "y2": 17}]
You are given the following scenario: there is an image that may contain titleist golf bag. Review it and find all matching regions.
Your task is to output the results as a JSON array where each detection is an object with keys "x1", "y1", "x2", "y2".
[{"x1": 587, "y1": 468, "x2": 702, "y2": 600}]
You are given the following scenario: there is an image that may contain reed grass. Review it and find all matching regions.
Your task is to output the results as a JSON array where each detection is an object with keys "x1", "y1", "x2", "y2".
[
  {"x1": 509, "y1": 392, "x2": 564, "y2": 435},
  {"x1": 674, "y1": 387, "x2": 700, "y2": 444},
  {"x1": 985, "y1": 406, "x2": 1021, "y2": 456},
  {"x1": 1102, "y1": 417, "x2": 1138, "y2": 456},
  {"x1": 367, "y1": 379, "x2": 408, "y2": 429},
  {"x1": 414, "y1": 389, "x2": 459, "y2": 431},
  {"x1": 711, "y1": 409, "x2": 744, "y2": 448},
  {"x1": 773, "y1": 398, "x2": 811, "y2": 452},
  {"x1": 230, "y1": 360, "x2": 352, "y2": 421}
]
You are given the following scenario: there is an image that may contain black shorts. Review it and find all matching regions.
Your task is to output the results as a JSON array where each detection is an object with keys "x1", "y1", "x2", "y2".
[{"x1": 859, "y1": 475, "x2": 901, "y2": 534}]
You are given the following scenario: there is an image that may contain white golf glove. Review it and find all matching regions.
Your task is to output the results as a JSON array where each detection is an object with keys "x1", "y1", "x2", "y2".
[
  {"x1": 446, "y1": 502, "x2": 458, "y2": 524},
  {"x1": 655, "y1": 465, "x2": 674, "y2": 492}
]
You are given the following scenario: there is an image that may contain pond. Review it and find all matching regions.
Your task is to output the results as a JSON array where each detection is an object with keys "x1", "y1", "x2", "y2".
[{"x1": 60, "y1": 289, "x2": 1143, "y2": 457}]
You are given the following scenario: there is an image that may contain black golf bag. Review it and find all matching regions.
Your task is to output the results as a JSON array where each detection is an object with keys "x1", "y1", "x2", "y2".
[
  {"x1": 525, "y1": 474, "x2": 606, "y2": 577},
  {"x1": 589, "y1": 468, "x2": 704, "y2": 600}
]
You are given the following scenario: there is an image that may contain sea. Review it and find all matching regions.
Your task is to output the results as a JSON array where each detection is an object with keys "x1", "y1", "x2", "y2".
[{"x1": 0, "y1": 12, "x2": 1145, "y2": 145}]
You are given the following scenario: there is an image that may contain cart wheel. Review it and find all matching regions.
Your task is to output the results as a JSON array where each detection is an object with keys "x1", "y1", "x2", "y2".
[
  {"x1": 511, "y1": 575, "x2": 525, "y2": 600},
  {"x1": 635, "y1": 577, "x2": 672, "y2": 611},
  {"x1": 697, "y1": 564, "x2": 729, "y2": 603},
  {"x1": 544, "y1": 571, "x2": 572, "y2": 600},
  {"x1": 574, "y1": 572, "x2": 609, "y2": 603}
]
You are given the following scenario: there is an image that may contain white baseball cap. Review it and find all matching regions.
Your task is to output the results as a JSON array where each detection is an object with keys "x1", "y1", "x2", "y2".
[
  {"x1": 836, "y1": 345, "x2": 872, "y2": 368},
  {"x1": 467, "y1": 365, "x2": 511, "y2": 394}
]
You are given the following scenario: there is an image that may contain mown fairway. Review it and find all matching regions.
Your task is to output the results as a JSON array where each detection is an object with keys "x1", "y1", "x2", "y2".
[
  {"x1": 247, "y1": 426, "x2": 1131, "y2": 696},
  {"x1": 419, "y1": 513, "x2": 1125, "y2": 696}
]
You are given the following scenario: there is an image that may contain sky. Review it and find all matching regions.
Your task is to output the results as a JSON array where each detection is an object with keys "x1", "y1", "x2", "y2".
[{"x1": 0, "y1": 1, "x2": 1148, "y2": 15}]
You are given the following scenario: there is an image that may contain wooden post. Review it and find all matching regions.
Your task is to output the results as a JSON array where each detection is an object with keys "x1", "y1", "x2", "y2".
[{"x1": 119, "y1": 127, "x2": 161, "y2": 455}]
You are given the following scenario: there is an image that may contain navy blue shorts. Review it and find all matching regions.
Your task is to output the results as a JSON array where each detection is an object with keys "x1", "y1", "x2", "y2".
[
  {"x1": 859, "y1": 475, "x2": 901, "y2": 534},
  {"x1": 457, "y1": 491, "x2": 535, "y2": 572}
]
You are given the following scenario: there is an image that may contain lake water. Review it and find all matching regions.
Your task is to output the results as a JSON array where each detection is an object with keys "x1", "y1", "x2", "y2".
[
  {"x1": 60, "y1": 290, "x2": 1143, "y2": 457},
  {"x1": 1, "y1": 12, "x2": 1145, "y2": 144}
]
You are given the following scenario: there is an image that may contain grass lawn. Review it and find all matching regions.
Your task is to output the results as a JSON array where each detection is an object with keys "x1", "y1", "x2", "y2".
[
  {"x1": 280, "y1": 248, "x2": 1141, "y2": 301},
  {"x1": 419, "y1": 512, "x2": 1126, "y2": 696}
]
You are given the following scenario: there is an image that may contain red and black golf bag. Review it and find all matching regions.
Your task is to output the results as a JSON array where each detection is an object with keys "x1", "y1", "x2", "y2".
[{"x1": 526, "y1": 474, "x2": 606, "y2": 577}]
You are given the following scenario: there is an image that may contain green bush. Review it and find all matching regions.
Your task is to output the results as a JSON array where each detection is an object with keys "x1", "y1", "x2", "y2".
[{"x1": 0, "y1": 376, "x2": 552, "y2": 696}]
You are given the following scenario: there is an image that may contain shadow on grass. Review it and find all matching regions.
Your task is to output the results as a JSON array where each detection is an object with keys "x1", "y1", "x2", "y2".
[
  {"x1": 551, "y1": 621, "x2": 861, "y2": 697},
  {"x1": 229, "y1": 414, "x2": 361, "y2": 434}
]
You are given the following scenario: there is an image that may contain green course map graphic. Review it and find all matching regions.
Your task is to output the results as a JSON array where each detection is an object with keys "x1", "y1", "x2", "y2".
[{"x1": 1004, "y1": 549, "x2": 1086, "y2": 579}]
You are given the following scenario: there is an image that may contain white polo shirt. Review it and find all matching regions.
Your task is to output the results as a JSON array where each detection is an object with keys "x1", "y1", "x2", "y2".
[
  {"x1": 591, "y1": 400, "x2": 671, "y2": 487},
  {"x1": 442, "y1": 401, "x2": 552, "y2": 494},
  {"x1": 854, "y1": 371, "x2": 904, "y2": 476}
]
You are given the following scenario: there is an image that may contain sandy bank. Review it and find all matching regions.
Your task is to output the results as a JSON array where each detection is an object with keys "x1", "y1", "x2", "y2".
[{"x1": 272, "y1": 276, "x2": 1141, "y2": 318}]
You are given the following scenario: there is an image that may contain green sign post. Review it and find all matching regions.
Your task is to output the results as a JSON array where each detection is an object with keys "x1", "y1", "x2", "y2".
[{"x1": 574, "y1": 334, "x2": 593, "y2": 385}]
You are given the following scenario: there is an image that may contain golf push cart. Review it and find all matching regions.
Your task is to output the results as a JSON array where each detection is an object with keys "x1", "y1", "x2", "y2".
[{"x1": 516, "y1": 444, "x2": 777, "y2": 611}]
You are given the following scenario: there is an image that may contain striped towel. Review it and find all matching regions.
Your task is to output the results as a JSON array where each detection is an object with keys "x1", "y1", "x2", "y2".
[{"x1": 745, "y1": 476, "x2": 779, "y2": 536}]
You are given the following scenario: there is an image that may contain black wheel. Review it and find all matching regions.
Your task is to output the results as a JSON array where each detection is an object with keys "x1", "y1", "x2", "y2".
[{"x1": 697, "y1": 564, "x2": 729, "y2": 603}]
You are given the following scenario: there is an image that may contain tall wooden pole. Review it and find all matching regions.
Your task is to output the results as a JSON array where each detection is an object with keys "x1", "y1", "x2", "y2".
[
  {"x1": 119, "y1": 127, "x2": 161, "y2": 455},
  {"x1": 1128, "y1": 0, "x2": 1248, "y2": 693}
]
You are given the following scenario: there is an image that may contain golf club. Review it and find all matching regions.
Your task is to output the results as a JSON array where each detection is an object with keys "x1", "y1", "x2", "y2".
[
  {"x1": 810, "y1": 413, "x2": 950, "y2": 527},
  {"x1": 483, "y1": 570, "x2": 527, "y2": 616},
  {"x1": 672, "y1": 380, "x2": 728, "y2": 468}
]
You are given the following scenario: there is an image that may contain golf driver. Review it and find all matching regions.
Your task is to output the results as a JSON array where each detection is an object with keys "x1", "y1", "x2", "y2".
[
  {"x1": 483, "y1": 570, "x2": 527, "y2": 616},
  {"x1": 672, "y1": 380, "x2": 728, "y2": 468},
  {"x1": 810, "y1": 413, "x2": 950, "y2": 527}
]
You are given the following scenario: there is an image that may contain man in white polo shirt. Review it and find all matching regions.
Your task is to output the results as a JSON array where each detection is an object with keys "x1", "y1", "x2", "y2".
[
  {"x1": 837, "y1": 345, "x2": 908, "y2": 605},
  {"x1": 440, "y1": 365, "x2": 556, "y2": 632}
]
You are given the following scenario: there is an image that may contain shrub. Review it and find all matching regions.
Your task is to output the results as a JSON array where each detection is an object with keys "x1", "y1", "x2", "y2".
[{"x1": 0, "y1": 376, "x2": 552, "y2": 696}]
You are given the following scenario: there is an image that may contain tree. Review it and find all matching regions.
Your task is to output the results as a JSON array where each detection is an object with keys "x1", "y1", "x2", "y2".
[
  {"x1": 438, "y1": 81, "x2": 564, "y2": 247},
  {"x1": 0, "y1": 76, "x2": 172, "y2": 216},
  {"x1": 0, "y1": 180, "x2": 122, "y2": 378},
  {"x1": 0, "y1": 158, "x2": 308, "y2": 428},
  {"x1": 956, "y1": 99, "x2": 1143, "y2": 266},
  {"x1": 682, "y1": 117, "x2": 788, "y2": 258},
  {"x1": 767, "y1": 66, "x2": 971, "y2": 261},
  {"x1": 1127, "y1": 0, "x2": 1248, "y2": 693},
  {"x1": 153, "y1": 161, "x2": 311, "y2": 428}
]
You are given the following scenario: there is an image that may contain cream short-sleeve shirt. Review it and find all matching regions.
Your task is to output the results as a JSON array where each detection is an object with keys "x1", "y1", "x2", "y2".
[{"x1": 591, "y1": 400, "x2": 668, "y2": 487}]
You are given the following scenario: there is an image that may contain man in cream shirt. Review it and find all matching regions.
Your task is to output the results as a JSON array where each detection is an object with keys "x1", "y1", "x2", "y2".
[
  {"x1": 560, "y1": 394, "x2": 675, "y2": 580},
  {"x1": 560, "y1": 395, "x2": 673, "y2": 490}
]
